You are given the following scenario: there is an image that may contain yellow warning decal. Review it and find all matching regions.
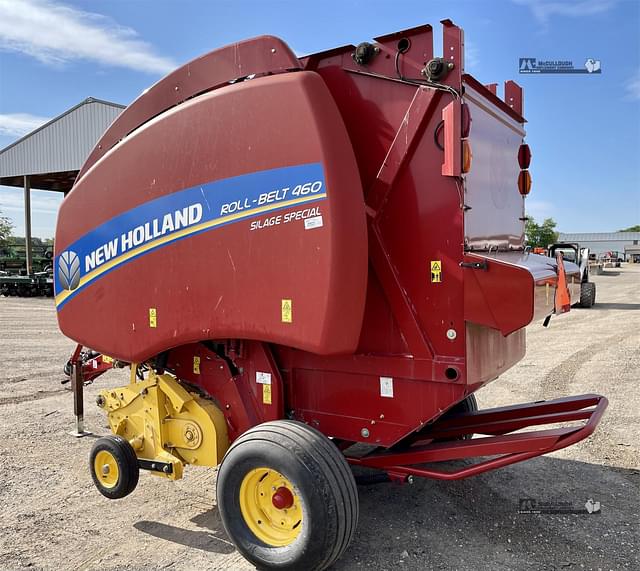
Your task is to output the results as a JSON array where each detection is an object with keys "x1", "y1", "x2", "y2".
[
  {"x1": 281, "y1": 299, "x2": 292, "y2": 323},
  {"x1": 102, "y1": 355, "x2": 113, "y2": 364},
  {"x1": 431, "y1": 261, "x2": 442, "y2": 283},
  {"x1": 193, "y1": 356, "x2": 201, "y2": 374},
  {"x1": 149, "y1": 308, "x2": 157, "y2": 327},
  {"x1": 263, "y1": 384, "x2": 272, "y2": 405}
]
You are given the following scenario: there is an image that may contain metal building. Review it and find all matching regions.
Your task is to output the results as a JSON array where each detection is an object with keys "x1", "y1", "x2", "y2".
[
  {"x1": 558, "y1": 232, "x2": 640, "y2": 259},
  {"x1": 0, "y1": 97, "x2": 124, "y2": 272}
]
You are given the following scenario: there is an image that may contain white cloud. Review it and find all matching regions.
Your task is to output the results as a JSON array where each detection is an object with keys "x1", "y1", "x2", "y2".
[
  {"x1": 0, "y1": 186, "x2": 63, "y2": 238},
  {"x1": 0, "y1": 0, "x2": 176, "y2": 74},
  {"x1": 512, "y1": 0, "x2": 616, "y2": 24},
  {"x1": 0, "y1": 113, "x2": 50, "y2": 137},
  {"x1": 0, "y1": 187, "x2": 62, "y2": 215},
  {"x1": 625, "y1": 70, "x2": 640, "y2": 101}
]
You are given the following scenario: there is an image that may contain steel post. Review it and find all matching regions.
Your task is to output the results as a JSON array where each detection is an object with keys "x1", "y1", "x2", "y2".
[{"x1": 23, "y1": 175, "x2": 32, "y2": 275}]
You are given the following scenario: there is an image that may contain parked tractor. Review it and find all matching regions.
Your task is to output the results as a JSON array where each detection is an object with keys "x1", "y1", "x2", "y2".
[
  {"x1": 548, "y1": 242, "x2": 596, "y2": 307},
  {"x1": 55, "y1": 21, "x2": 607, "y2": 571}
]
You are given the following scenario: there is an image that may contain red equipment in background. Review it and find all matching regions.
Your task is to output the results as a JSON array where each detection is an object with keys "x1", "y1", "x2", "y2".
[{"x1": 55, "y1": 20, "x2": 606, "y2": 571}]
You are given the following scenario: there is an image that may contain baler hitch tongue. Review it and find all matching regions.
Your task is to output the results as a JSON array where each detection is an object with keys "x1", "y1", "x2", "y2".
[{"x1": 347, "y1": 394, "x2": 608, "y2": 481}]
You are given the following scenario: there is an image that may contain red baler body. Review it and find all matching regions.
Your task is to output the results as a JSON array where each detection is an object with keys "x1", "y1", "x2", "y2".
[{"x1": 55, "y1": 22, "x2": 605, "y2": 479}]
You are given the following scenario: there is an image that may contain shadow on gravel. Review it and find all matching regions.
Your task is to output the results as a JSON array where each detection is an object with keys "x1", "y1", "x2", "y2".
[
  {"x1": 335, "y1": 457, "x2": 639, "y2": 571},
  {"x1": 134, "y1": 514, "x2": 235, "y2": 554},
  {"x1": 131, "y1": 458, "x2": 639, "y2": 568},
  {"x1": 591, "y1": 302, "x2": 640, "y2": 310}
]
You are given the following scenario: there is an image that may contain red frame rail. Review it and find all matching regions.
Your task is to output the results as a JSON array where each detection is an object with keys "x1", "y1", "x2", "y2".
[{"x1": 347, "y1": 394, "x2": 607, "y2": 480}]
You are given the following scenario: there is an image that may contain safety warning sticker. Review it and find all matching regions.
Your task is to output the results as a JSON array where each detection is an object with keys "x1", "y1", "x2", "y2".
[
  {"x1": 431, "y1": 260, "x2": 442, "y2": 283},
  {"x1": 256, "y1": 371, "x2": 272, "y2": 385},
  {"x1": 281, "y1": 299, "x2": 292, "y2": 323},
  {"x1": 380, "y1": 376, "x2": 394, "y2": 398},
  {"x1": 262, "y1": 384, "x2": 272, "y2": 405}
]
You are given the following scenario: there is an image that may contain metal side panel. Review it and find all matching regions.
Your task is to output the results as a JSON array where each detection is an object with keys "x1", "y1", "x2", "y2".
[{"x1": 462, "y1": 81, "x2": 526, "y2": 251}]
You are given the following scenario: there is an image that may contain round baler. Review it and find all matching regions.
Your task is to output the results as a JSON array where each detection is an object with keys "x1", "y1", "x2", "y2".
[{"x1": 55, "y1": 20, "x2": 607, "y2": 571}]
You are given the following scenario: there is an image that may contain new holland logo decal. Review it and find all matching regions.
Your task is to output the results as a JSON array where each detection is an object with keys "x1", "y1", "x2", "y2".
[
  {"x1": 58, "y1": 250, "x2": 81, "y2": 291},
  {"x1": 54, "y1": 163, "x2": 327, "y2": 309}
]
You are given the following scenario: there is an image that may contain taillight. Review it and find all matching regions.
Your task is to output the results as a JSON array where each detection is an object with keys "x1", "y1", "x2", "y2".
[
  {"x1": 460, "y1": 102, "x2": 472, "y2": 173},
  {"x1": 461, "y1": 103, "x2": 471, "y2": 138},
  {"x1": 518, "y1": 144, "x2": 531, "y2": 169},
  {"x1": 462, "y1": 140, "x2": 472, "y2": 173},
  {"x1": 518, "y1": 170, "x2": 532, "y2": 195}
]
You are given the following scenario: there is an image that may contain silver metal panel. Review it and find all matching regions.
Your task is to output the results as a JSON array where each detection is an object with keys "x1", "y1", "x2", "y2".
[
  {"x1": 0, "y1": 99, "x2": 124, "y2": 177},
  {"x1": 463, "y1": 83, "x2": 527, "y2": 251}
]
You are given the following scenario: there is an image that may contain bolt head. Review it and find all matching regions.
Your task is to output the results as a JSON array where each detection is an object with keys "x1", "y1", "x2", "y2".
[{"x1": 361, "y1": 428, "x2": 370, "y2": 438}]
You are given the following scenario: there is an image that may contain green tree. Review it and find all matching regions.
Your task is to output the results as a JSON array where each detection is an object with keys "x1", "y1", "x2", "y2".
[
  {"x1": 525, "y1": 217, "x2": 559, "y2": 248},
  {"x1": 619, "y1": 225, "x2": 640, "y2": 232},
  {"x1": 0, "y1": 211, "x2": 14, "y2": 245}
]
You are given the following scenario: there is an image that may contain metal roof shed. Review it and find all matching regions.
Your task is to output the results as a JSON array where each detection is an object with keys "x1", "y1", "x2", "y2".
[{"x1": 0, "y1": 97, "x2": 124, "y2": 272}]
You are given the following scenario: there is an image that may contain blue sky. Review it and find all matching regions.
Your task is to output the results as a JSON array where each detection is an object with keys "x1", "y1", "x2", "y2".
[{"x1": 0, "y1": 0, "x2": 638, "y2": 237}]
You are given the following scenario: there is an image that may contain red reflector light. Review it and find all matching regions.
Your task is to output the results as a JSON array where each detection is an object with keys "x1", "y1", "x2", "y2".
[
  {"x1": 518, "y1": 170, "x2": 532, "y2": 195},
  {"x1": 461, "y1": 103, "x2": 471, "y2": 138},
  {"x1": 518, "y1": 144, "x2": 531, "y2": 169}
]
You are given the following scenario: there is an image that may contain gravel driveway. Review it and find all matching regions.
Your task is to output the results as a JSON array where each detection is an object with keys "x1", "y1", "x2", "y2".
[{"x1": 0, "y1": 266, "x2": 638, "y2": 570}]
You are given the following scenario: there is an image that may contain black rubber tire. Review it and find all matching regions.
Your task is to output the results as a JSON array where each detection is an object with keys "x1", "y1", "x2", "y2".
[
  {"x1": 579, "y1": 282, "x2": 596, "y2": 308},
  {"x1": 216, "y1": 420, "x2": 359, "y2": 571},
  {"x1": 89, "y1": 435, "x2": 139, "y2": 499},
  {"x1": 438, "y1": 393, "x2": 478, "y2": 440}
]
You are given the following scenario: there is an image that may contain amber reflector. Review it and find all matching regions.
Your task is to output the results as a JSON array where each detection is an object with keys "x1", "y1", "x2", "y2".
[
  {"x1": 462, "y1": 140, "x2": 473, "y2": 173},
  {"x1": 518, "y1": 170, "x2": 532, "y2": 195},
  {"x1": 518, "y1": 144, "x2": 532, "y2": 169}
]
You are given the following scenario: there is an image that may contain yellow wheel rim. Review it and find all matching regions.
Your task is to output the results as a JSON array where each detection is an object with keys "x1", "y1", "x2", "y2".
[
  {"x1": 239, "y1": 467, "x2": 303, "y2": 547},
  {"x1": 94, "y1": 450, "x2": 120, "y2": 488}
]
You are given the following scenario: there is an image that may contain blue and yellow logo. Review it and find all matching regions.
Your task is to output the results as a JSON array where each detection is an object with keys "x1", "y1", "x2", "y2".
[{"x1": 54, "y1": 163, "x2": 327, "y2": 309}]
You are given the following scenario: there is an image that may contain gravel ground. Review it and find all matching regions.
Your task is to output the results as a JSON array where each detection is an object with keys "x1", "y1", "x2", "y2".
[{"x1": 0, "y1": 266, "x2": 638, "y2": 571}]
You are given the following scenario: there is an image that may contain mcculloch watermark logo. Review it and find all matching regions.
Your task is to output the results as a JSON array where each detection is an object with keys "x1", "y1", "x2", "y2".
[
  {"x1": 518, "y1": 497, "x2": 601, "y2": 515},
  {"x1": 58, "y1": 250, "x2": 81, "y2": 291},
  {"x1": 519, "y1": 58, "x2": 601, "y2": 74}
]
